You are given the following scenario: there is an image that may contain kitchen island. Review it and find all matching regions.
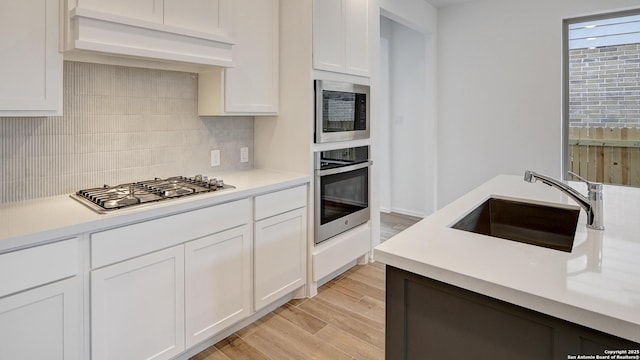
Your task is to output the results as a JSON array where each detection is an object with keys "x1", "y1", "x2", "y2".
[{"x1": 374, "y1": 175, "x2": 640, "y2": 359}]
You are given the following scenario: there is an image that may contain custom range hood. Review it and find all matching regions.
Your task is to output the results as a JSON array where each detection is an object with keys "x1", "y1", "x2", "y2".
[{"x1": 61, "y1": 0, "x2": 235, "y2": 70}]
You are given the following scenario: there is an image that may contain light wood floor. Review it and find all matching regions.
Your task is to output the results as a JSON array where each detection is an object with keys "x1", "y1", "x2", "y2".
[
  {"x1": 191, "y1": 213, "x2": 420, "y2": 360},
  {"x1": 380, "y1": 212, "x2": 422, "y2": 242}
]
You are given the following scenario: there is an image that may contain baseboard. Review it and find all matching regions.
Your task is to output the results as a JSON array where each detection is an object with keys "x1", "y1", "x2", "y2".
[
  {"x1": 316, "y1": 260, "x2": 357, "y2": 288},
  {"x1": 388, "y1": 207, "x2": 425, "y2": 218}
]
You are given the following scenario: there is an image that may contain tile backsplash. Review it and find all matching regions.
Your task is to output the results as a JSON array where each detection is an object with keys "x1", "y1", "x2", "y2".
[{"x1": 0, "y1": 61, "x2": 254, "y2": 204}]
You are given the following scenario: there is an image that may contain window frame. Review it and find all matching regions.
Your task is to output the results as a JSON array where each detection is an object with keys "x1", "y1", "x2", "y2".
[{"x1": 562, "y1": 8, "x2": 640, "y2": 182}]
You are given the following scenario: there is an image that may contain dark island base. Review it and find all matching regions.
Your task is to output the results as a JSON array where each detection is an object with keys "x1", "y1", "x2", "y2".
[{"x1": 386, "y1": 266, "x2": 639, "y2": 360}]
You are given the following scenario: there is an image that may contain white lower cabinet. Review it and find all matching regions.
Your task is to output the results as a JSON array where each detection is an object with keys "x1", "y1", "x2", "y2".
[
  {"x1": 254, "y1": 186, "x2": 307, "y2": 311},
  {"x1": 0, "y1": 238, "x2": 80, "y2": 360},
  {"x1": 0, "y1": 277, "x2": 80, "y2": 360},
  {"x1": 87, "y1": 188, "x2": 308, "y2": 358},
  {"x1": 185, "y1": 225, "x2": 251, "y2": 348},
  {"x1": 91, "y1": 245, "x2": 185, "y2": 360}
]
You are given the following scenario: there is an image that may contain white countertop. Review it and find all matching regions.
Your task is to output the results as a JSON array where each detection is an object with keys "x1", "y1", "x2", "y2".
[
  {"x1": 374, "y1": 174, "x2": 640, "y2": 343},
  {"x1": 0, "y1": 169, "x2": 310, "y2": 254}
]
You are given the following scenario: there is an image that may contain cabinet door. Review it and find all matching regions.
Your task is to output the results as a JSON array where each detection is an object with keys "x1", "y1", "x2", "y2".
[
  {"x1": 185, "y1": 225, "x2": 251, "y2": 348},
  {"x1": 91, "y1": 246, "x2": 185, "y2": 360},
  {"x1": 344, "y1": 0, "x2": 369, "y2": 76},
  {"x1": 254, "y1": 208, "x2": 307, "y2": 311},
  {"x1": 0, "y1": 0, "x2": 62, "y2": 116},
  {"x1": 197, "y1": 0, "x2": 279, "y2": 116},
  {"x1": 0, "y1": 277, "x2": 80, "y2": 360},
  {"x1": 164, "y1": 0, "x2": 228, "y2": 37},
  {"x1": 225, "y1": 0, "x2": 279, "y2": 114},
  {"x1": 313, "y1": 0, "x2": 346, "y2": 73},
  {"x1": 75, "y1": 0, "x2": 163, "y2": 23}
]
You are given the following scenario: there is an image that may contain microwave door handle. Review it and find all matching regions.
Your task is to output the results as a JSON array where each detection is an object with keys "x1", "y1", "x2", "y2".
[{"x1": 317, "y1": 161, "x2": 372, "y2": 176}]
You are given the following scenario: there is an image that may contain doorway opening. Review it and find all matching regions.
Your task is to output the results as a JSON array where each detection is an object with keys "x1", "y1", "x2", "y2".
[{"x1": 379, "y1": 15, "x2": 428, "y2": 218}]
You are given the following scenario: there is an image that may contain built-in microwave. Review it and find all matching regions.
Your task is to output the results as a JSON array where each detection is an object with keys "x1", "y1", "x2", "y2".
[{"x1": 315, "y1": 80, "x2": 370, "y2": 143}]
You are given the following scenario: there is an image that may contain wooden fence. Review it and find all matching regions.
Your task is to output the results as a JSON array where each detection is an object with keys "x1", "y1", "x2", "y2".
[{"x1": 568, "y1": 126, "x2": 640, "y2": 187}]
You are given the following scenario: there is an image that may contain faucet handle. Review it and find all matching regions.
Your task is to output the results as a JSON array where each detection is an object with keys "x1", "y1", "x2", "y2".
[
  {"x1": 568, "y1": 171, "x2": 603, "y2": 192},
  {"x1": 568, "y1": 171, "x2": 596, "y2": 184}
]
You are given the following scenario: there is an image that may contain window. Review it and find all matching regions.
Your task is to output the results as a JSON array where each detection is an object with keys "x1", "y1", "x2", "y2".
[{"x1": 563, "y1": 10, "x2": 640, "y2": 187}]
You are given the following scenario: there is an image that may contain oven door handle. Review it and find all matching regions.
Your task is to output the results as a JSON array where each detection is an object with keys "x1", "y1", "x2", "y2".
[{"x1": 316, "y1": 160, "x2": 372, "y2": 176}]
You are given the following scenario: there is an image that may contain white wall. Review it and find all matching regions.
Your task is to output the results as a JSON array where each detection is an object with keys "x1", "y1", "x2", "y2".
[
  {"x1": 254, "y1": 0, "x2": 313, "y2": 174},
  {"x1": 378, "y1": 0, "x2": 437, "y2": 34},
  {"x1": 437, "y1": 0, "x2": 640, "y2": 207},
  {"x1": 370, "y1": 0, "x2": 437, "y2": 245}
]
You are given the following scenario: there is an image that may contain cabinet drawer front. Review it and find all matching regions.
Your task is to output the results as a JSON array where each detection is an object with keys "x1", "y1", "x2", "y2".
[
  {"x1": 0, "y1": 238, "x2": 79, "y2": 298},
  {"x1": 91, "y1": 199, "x2": 250, "y2": 268},
  {"x1": 254, "y1": 185, "x2": 307, "y2": 220}
]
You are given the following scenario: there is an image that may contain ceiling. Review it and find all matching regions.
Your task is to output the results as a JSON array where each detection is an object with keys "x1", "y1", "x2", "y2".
[{"x1": 424, "y1": 0, "x2": 478, "y2": 8}]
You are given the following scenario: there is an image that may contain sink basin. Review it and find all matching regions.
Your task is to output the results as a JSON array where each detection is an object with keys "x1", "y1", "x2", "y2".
[{"x1": 450, "y1": 197, "x2": 580, "y2": 252}]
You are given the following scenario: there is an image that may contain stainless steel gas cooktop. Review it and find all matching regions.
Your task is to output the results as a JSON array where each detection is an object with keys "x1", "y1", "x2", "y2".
[{"x1": 71, "y1": 175, "x2": 234, "y2": 213}]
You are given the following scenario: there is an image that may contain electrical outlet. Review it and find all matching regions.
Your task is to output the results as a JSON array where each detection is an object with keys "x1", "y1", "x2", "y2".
[
  {"x1": 210, "y1": 150, "x2": 220, "y2": 167},
  {"x1": 240, "y1": 147, "x2": 249, "y2": 163}
]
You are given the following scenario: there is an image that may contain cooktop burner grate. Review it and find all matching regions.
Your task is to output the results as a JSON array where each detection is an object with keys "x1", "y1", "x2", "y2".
[{"x1": 71, "y1": 175, "x2": 234, "y2": 213}]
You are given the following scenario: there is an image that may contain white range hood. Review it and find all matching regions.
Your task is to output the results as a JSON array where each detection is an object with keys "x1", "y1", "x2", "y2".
[{"x1": 62, "y1": 0, "x2": 235, "y2": 71}]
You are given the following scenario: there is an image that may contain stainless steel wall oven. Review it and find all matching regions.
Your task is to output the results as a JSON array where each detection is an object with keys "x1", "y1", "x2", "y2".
[
  {"x1": 314, "y1": 146, "x2": 371, "y2": 244},
  {"x1": 315, "y1": 80, "x2": 370, "y2": 143}
]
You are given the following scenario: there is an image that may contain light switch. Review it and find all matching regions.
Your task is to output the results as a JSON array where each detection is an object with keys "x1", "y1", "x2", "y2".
[
  {"x1": 240, "y1": 147, "x2": 249, "y2": 163},
  {"x1": 211, "y1": 150, "x2": 220, "y2": 167}
]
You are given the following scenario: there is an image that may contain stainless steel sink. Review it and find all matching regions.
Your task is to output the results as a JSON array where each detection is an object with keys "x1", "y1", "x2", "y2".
[{"x1": 450, "y1": 197, "x2": 580, "y2": 252}]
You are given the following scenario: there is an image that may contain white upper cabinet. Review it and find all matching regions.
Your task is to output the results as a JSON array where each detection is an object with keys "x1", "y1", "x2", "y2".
[
  {"x1": 313, "y1": 0, "x2": 370, "y2": 77},
  {"x1": 0, "y1": 0, "x2": 63, "y2": 117},
  {"x1": 164, "y1": 0, "x2": 228, "y2": 36},
  {"x1": 198, "y1": 0, "x2": 279, "y2": 116},
  {"x1": 344, "y1": 0, "x2": 369, "y2": 76},
  {"x1": 313, "y1": 0, "x2": 345, "y2": 74},
  {"x1": 63, "y1": 0, "x2": 234, "y2": 67}
]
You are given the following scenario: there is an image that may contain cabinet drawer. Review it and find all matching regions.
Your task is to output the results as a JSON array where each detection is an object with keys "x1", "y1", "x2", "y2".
[
  {"x1": 91, "y1": 199, "x2": 250, "y2": 268},
  {"x1": 254, "y1": 185, "x2": 307, "y2": 221},
  {"x1": 0, "y1": 238, "x2": 79, "y2": 298}
]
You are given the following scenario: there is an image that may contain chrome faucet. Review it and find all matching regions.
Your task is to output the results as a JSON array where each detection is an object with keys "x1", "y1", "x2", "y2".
[{"x1": 524, "y1": 170, "x2": 604, "y2": 230}]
